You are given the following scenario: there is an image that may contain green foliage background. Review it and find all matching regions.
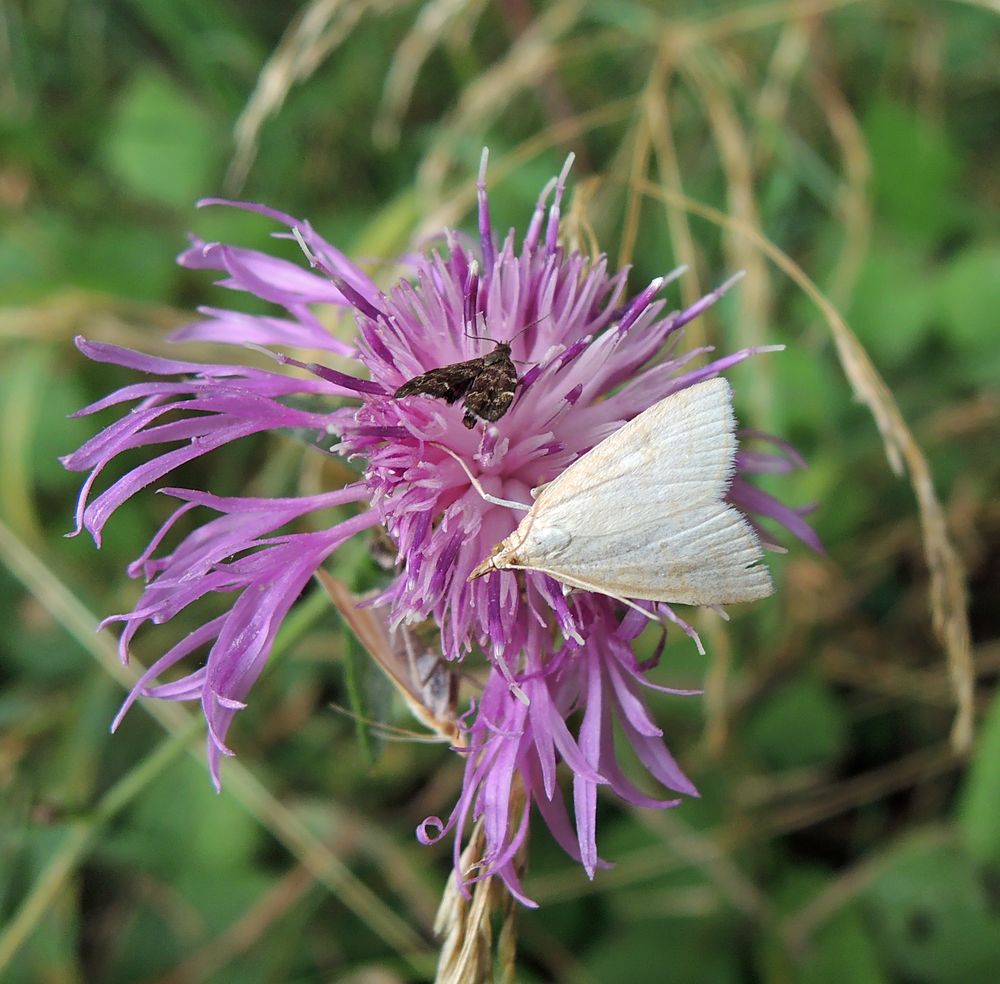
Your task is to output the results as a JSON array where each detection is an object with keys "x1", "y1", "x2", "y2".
[{"x1": 1, "y1": 1, "x2": 998, "y2": 981}]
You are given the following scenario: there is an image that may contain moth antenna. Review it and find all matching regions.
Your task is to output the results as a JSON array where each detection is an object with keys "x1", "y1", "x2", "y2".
[
  {"x1": 462, "y1": 314, "x2": 550, "y2": 346},
  {"x1": 432, "y1": 444, "x2": 531, "y2": 512},
  {"x1": 509, "y1": 315, "x2": 547, "y2": 343},
  {"x1": 462, "y1": 327, "x2": 489, "y2": 342}
]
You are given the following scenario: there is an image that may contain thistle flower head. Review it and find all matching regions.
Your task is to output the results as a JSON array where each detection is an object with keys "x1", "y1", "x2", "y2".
[{"x1": 63, "y1": 150, "x2": 818, "y2": 904}]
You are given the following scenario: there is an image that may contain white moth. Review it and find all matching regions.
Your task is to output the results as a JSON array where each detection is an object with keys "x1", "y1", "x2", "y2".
[{"x1": 465, "y1": 376, "x2": 773, "y2": 608}]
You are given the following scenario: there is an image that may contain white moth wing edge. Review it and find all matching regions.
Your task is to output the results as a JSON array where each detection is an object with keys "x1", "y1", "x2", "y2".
[{"x1": 520, "y1": 501, "x2": 772, "y2": 606}]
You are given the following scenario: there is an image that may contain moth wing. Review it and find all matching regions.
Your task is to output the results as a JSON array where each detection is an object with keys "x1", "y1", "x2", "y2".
[
  {"x1": 532, "y1": 377, "x2": 737, "y2": 517},
  {"x1": 515, "y1": 378, "x2": 772, "y2": 605},
  {"x1": 462, "y1": 357, "x2": 517, "y2": 422},
  {"x1": 520, "y1": 503, "x2": 771, "y2": 605},
  {"x1": 394, "y1": 361, "x2": 478, "y2": 403}
]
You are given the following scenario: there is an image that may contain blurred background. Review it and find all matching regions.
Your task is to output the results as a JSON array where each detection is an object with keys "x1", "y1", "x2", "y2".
[{"x1": 1, "y1": 0, "x2": 998, "y2": 981}]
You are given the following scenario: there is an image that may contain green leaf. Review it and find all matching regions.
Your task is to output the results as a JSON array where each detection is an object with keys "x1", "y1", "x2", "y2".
[
  {"x1": 798, "y1": 909, "x2": 888, "y2": 984},
  {"x1": 863, "y1": 835, "x2": 1000, "y2": 984},
  {"x1": 109, "y1": 757, "x2": 262, "y2": 876},
  {"x1": 957, "y1": 687, "x2": 1000, "y2": 864},
  {"x1": 745, "y1": 675, "x2": 847, "y2": 770},
  {"x1": 33, "y1": 368, "x2": 93, "y2": 492},
  {"x1": 1, "y1": 823, "x2": 82, "y2": 984},
  {"x1": 864, "y1": 101, "x2": 961, "y2": 244},
  {"x1": 847, "y1": 240, "x2": 936, "y2": 366},
  {"x1": 585, "y1": 921, "x2": 741, "y2": 984},
  {"x1": 103, "y1": 70, "x2": 219, "y2": 207},
  {"x1": 934, "y1": 244, "x2": 1000, "y2": 384},
  {"x1": 64, "y1": 222, "x2": 179, "y2": 300}
]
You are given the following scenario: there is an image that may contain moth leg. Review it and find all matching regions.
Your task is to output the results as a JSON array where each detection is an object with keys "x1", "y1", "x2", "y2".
[
  {"x1": 598, "y1": 591, "x2": 661, "y2": 623},
  {"x1": 432, "y1": 444, "x2": 531, "y2": 512},
  {"x1": 660, "y1": 606, "x2": 706, "y2": 656},
  {"x1": 506, "y1": 564, "x2": 660, "y2": 626},
  {"x1": 492, "y1": 648, "x2": 530, "y2": 706}
]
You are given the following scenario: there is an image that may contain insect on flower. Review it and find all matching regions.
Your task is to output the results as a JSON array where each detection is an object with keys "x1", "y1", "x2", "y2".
[
  {"x1": 458, "y1": 376, "x2": 773, "y2": 609},
  {"x1": 394, "y1": 337, "x2": 518, "y2": 428},
  {"x1": 62, "y1": 148, "x2": 820, "y2": 905}
]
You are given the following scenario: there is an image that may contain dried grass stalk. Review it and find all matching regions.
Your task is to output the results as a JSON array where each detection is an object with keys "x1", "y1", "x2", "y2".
[
  {"x1": 434, "y1": 809, "x2": 521, "y2": 984},
  {"x1": 634, "y1": 182, "x2": 972, "y2": 753},
  {"x1": 226, "y1": 0, "x2": 414, "y2": 192}
]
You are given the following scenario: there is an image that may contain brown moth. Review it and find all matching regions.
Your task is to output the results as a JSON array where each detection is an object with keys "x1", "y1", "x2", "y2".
[
  {"x1": 394, "y1": 340, "x2": 518, "y2": 429},
  {"x1": 318, "y1": 570, "x2": 461, "y2": 744}
]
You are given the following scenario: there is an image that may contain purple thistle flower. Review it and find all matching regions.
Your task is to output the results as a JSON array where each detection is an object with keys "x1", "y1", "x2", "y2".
[{"x1": 63, "y1": 151, "x2": 818, "y2": 905}]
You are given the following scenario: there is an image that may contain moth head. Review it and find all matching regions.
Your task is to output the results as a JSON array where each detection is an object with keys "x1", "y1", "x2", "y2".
[
  {"x1": 468, "y1": 533, "x2": 522, "y2": 581},
  {"x1": 481, "y1": 342, "x2": 513, "y2": 365},
  {"x1": 468, "y1": 552, "x2": 499, "y2": 581}
]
